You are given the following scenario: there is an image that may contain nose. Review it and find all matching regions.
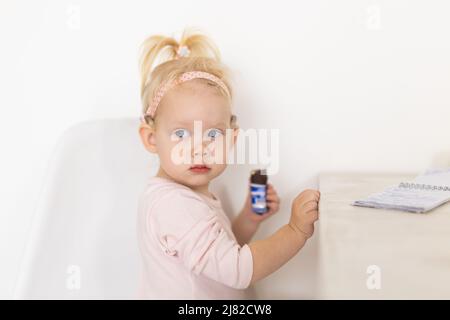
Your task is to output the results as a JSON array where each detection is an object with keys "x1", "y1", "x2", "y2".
[{"x1": 192, "y1": 141, "x2": 208, "y2": 163}]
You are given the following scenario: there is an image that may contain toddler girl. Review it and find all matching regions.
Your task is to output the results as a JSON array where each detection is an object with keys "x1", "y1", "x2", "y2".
[{"x1": 137, "y1": 28, "x2": 320, "y2": 299}]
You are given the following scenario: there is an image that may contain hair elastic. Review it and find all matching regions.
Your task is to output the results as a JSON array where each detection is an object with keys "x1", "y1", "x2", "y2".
[{"x1": 175, "y1": 45, "x2": 191, "y2": 59}]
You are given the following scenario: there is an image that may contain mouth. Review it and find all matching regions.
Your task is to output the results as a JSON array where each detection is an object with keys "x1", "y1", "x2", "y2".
[{"x1": 189, "y1": 165, "x2": 211, "y2": 174}]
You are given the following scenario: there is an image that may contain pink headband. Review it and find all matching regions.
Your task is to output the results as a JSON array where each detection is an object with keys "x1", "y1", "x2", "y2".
[{"x1": 141, "y1": 71, "x2": 231, "y2": 122}]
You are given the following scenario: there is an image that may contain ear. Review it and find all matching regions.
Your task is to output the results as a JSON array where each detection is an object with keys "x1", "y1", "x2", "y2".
[
  {"x1": 138, "y1": 123, "x2": 157, "y2": 153},
  {"x1": 231, "y1": 126, "x2": 240, "y2": 147},
  {"x1": 229, "y1": 114, "x2": 239, "y2": 146}
]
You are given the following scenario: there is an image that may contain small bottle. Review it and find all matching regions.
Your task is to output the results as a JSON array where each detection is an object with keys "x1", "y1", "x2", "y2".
[{"x1": 250, "y1": 169, "x2": 268, "y2": 214}]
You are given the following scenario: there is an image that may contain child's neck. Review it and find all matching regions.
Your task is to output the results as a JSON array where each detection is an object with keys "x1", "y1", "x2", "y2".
[
  {"x1": 156, "y1": 168, "x2": 216, "y2": 200},
  {"x1": 191, "y1": 184, "x2": 216, "y2": 200}
]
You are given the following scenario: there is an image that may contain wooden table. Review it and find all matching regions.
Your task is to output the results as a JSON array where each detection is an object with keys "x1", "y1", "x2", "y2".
[{"x1": 317, "y1": 172, "x2": 450, "y2": 299}]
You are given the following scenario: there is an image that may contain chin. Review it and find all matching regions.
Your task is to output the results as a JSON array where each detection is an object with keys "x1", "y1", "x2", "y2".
[{"x1": 186, "y1": 173, "x2": 213, "y2": 185}]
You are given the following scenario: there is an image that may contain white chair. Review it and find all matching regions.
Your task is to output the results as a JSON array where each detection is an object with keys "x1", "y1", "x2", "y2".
[{"x1": 14, "y1": 118, "x2": 159, "y2": 299}]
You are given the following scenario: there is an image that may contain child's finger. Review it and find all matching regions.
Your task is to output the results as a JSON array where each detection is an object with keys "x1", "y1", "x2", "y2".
[
  {"x1": 266, "y1": 202, "x2": 279, "y2": 214},
  {"x1": 268, "y1": 198, "x2": 279, "y2": 207},
  {"x1": 266, "y1": 186, "x2": 278, "y2": 196},
  {"x1": 298, "y1": 193, "x2": 319, "y2": 207},
  {"x1": 266, "y1": 193, "x2": 280, "y2": 203}
]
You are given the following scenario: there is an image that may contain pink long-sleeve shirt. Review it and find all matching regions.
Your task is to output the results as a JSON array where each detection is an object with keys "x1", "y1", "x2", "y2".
[{"x1": 137, "y1": 176, "x2": 254, "y2": 299}]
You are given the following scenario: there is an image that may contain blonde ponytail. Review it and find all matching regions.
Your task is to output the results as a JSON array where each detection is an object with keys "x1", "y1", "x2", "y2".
[
  {"x1": 139, "y1": 35, "x2": 178, "y2": 96},
  {"x1": 138, "y1": 28, "x2": 233, "y2": 125},
  {"x1": 178, "y1": 28, "x2": 222, "y2": 61}
]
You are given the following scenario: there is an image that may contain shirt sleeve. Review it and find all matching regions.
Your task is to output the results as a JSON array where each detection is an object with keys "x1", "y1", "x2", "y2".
[{"x1": 147, "y1": 188, "x2": 253, "y2": 290}]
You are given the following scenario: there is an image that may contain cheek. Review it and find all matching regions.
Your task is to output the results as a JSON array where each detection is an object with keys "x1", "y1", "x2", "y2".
[
  {"x1": 206, "y1": 138, "x2": 231, "y2": 162},
  {"x1": 158, "y1": 136, "x2": 193, "y2": 166},
  {"x1": 155, "y1": 133, "x2": 170, "y2": 153},
  {"x1": 210, "y1": 161, "x2": 227, "y2": 178},
  {"x1": 155, "y1": 134, "x2": 178, "y2": 161}
]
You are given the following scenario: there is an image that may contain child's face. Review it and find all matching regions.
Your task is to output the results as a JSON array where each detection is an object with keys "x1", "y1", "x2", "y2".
[{"x1": 145, "y1": 81, "x2": 237, "y2": 189}]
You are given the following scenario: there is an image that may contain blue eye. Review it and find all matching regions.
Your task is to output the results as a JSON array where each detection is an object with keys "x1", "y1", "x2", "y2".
[
  {"x1": 206, "y1": 128, "x2": 223, "y2": 139},
  {"x1": 172, "y1": 129, "x2": 190, "y2": 140}
]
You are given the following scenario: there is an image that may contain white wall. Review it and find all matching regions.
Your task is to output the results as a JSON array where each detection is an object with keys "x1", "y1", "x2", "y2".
[{"x1": 1, "y1": 0, "x2": 449, "y2": 299}]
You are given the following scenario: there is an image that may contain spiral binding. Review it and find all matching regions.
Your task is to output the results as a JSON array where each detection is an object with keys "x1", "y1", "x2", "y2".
[{"x1": 398, "y1": 182, "x2": 450, "y2": 191}]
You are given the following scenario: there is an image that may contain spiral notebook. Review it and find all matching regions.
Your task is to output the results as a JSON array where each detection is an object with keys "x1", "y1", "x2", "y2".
[{"x1": 352, "y1": 169, "x2": 450, "y2": 213}]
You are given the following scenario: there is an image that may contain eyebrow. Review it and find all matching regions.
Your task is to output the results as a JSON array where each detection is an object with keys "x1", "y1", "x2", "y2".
[
  {"x1": 209, "y1": 122, "x2": 228, "y2": 128},
  {"x1": 169, "y1": 121, "x2": 229, "y2": 129}
]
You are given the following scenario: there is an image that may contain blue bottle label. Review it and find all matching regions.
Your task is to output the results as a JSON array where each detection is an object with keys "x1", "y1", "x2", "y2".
[{"x1": 250, "y1": 183, "x2": 267, "y2": 214}]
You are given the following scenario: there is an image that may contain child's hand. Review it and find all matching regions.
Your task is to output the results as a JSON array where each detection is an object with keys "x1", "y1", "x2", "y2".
[
  {"x1": 242, "y1": 183, "x2": 280, "y2": 223},
  {"x1": 289, "y1": 189, "x2": 320, "y2": 239}
]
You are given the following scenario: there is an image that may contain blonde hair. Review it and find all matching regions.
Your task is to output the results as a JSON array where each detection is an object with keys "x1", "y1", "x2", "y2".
[{"x1": 138, "y1": 28, "x2": 236, "y2": 127}]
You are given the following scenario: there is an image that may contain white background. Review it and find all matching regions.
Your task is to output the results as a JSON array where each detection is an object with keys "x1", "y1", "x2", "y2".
[{"x1": 1, "y1": 0, "x2": 450, "y2": 298}]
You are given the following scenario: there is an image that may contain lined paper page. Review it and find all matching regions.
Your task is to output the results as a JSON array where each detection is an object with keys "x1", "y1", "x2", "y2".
[
  {"x1": 352, "y1": 169, "x2": 450, "y2": 213},
  {"x1": 353, "y1": 185, "x2": 450, "y2": 213}
]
